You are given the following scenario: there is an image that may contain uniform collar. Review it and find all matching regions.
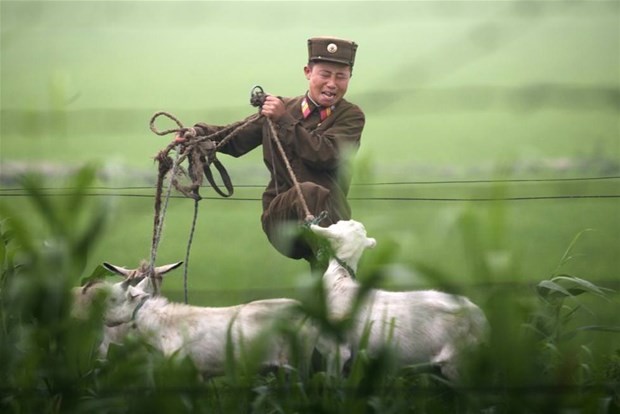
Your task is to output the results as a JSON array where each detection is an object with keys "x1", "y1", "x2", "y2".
[{"x1": 301, "y1": 92, "x2": 336, "y2": 120}]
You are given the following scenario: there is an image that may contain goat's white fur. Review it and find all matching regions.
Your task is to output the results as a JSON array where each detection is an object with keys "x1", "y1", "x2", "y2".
[
  {"x1": 311, "y1": 220, "x2": 489, "y2": 380},
  {"x1": 71, "y1": 261, "x2": 183, "y2": 357},
  {"x1": 103, "y1": 275, "x2": 316, "y2": 378}
]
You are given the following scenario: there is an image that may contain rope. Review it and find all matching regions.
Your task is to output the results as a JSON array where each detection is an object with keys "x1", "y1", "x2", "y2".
[
  {"x1": 250, "y1": 85, "x2": 316, "y2": 222},
  {"x1": 150, "y1": 113, "x2": 202, "y2": 302},
  {"x1": 183, "y1": 198, "x2": 200, "y2": 304},
  {"x1": 149, "y1": 111, "x2": 185, "y2": 135},
  {"x1": 264, "y1": 117, "x2": 314, "y2": 221},
  {"x1": 149, "y1": 144, "x2": 182, "y2": 295},
  {"x1": 151, "y1": 111, "x2": 260, "y2": 198}
]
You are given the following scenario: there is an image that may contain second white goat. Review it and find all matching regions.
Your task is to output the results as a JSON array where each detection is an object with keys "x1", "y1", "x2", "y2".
[
  {"x1": 103, "y1": 273, "x2": 317, "y2": 378},
  {"x1": 311, "y1": 220, "x2": 489, "y2": 380}
]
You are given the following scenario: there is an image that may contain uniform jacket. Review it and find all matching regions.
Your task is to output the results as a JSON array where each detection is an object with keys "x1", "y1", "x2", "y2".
[{"x1": 195, "y1": 94, "x2": 365, "y2": 218}]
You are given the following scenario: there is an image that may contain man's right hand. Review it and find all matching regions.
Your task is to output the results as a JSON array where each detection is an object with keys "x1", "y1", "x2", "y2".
[{"x1": 261, "y1": 95, "x2": 286, "y2": 121}]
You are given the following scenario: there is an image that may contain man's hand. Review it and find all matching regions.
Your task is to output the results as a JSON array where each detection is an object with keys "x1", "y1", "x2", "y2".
[
  {"x1": 174, "y1": 132, "x2": 187, "y2": 143},
  {"x1": 261, "y1": 95, "x2": 285, "y2": 121},
  {"x1": 174, "y1": 127, "x2": 200, "y2": 143}
]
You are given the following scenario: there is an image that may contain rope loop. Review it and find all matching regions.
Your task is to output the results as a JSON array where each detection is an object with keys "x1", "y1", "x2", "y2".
[
  {"x1": 149, "y1": 111, "x2": 185, "y2": 136},
  {"x1": 150, "y1": 111, "x2": 234, "y2": 199}
]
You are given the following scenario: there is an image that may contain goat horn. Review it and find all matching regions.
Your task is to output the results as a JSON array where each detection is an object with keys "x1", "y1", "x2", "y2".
[{"x1": 102, "y1": 262, "x2": 132, "y2": 278}]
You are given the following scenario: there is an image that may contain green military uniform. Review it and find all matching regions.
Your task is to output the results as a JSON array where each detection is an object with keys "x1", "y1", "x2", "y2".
[{"x1": 193, "y1": 37, "x2": 364, "y2": 262}]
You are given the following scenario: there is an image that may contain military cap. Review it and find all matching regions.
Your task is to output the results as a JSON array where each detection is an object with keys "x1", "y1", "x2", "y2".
[{"x1": 307, "y1": 36, "x2": 358, "y2": 67}]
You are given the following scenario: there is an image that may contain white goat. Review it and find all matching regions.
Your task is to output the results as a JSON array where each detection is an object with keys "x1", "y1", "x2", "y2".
[
  {"x1": 311, "y1": 220, "x2": 489, "y2": 380},
  {"x1": 103, "y1": 274, "x2": 317, "y2": 378},
  {"x1": 71, "y1": 261, "x2": 183, "y2": 357}
]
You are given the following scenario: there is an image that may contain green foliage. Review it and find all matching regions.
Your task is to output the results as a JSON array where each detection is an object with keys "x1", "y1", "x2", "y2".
[
  {"x1": 0, "y1": 166, "x2": 109, "y2": 413},
  {"x1": 1, "y1": 169, "x2": 619, "y2": 413}
]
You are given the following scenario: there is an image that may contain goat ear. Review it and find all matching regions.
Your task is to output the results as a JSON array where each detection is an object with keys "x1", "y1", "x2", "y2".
[
  {"x1": 120, "y1": 278, "x2": 132, "y2": 290},
  {"x1": 154, "y1": 261, "x2": 183, "y2": 276},
  {"x1": 135, "y1": 276, "x2": 152, "y2": 293},
  {"x1": 103, "y1": 262, "x2": 131, "y2": 278},
  {"x1": 366, "y1": 237, "x2": 377, "y2": 249},
  {"x1": 127, "y1": 286, "x2": 142, "y2": 300},
  {"x1": 81, "y1": 279, "x2": 102, "y2": 292}
]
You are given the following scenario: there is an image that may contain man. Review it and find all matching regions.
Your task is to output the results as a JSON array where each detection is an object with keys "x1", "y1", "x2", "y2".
[{"x1": 182, "y1": 36, "x2": 365, "y2": 268}]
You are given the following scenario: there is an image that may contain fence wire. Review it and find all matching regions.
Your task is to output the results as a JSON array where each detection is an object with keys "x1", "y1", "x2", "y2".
[{"x1": 1, "y1": 176, "x2": 619, "y2": 203}]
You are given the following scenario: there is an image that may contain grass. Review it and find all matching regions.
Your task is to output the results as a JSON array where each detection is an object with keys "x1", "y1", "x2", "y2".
[
  {"x1": 1, "y1": 167, "x2": 618, "y2": 413},
  {"x1": 2, "y1": 176, "x2": 618, "y2": 303}
]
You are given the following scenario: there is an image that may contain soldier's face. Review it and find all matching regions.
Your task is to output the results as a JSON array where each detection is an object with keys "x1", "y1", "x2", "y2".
[{"x1": 304, "y1": 62, "x2": 351, "y2": 107}]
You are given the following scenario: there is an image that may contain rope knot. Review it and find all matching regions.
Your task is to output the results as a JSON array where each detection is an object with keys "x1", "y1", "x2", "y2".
[
  {"x1": 198, "y1": 139, "x2": 218, "y2": 163},
  {"x1": 184, "y1": 127, "x2": 197, "y2": 139},
  {"x1": 304, "y1": 210, "x2": 328, "y2": 227},
  {"x1": 155, "y1": 152, "x2": 174, "y2": 176}
]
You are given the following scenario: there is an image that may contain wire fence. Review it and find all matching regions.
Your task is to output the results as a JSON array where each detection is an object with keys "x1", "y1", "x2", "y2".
[{"x1": 1, "y1": 176, "x2": 619, "y2": 203}]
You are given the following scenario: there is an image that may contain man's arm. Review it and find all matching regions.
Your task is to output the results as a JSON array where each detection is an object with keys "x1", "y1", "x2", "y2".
[{"x1": 186, "y1": 116, "x2": 264, "y2": 158}]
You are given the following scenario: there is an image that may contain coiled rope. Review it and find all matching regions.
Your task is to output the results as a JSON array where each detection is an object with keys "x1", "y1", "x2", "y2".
[{"x1": 149, "y1": 110, "x2": 259, "y2": 303}]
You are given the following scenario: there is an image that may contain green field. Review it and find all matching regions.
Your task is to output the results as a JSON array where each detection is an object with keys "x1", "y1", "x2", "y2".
[
  {"x1": 1, "y1": 2, "x2": 619, "y2": 412},
  {"x1": 2, "y1": 1, "x2": 618, "y2": 301}
]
